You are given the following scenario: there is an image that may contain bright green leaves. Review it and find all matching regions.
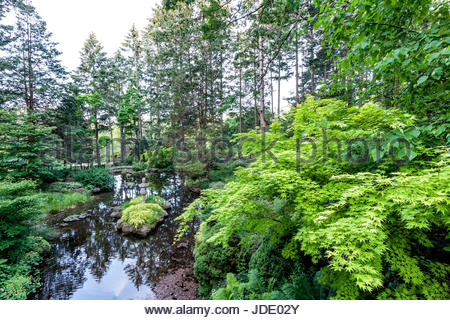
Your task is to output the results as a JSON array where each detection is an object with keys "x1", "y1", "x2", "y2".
[
  {"x1": 117, "y1": 87, "x2": 143, "y2": 133},
  {"x1": 178, "y1": 97, "x2": 449, "y2": 299},
  {"x1": 316, "y1": 0, "x2": 450, "y2": 113},
  {"x1": 295, "y1": 158, "x2": 450, "y2": 298}
]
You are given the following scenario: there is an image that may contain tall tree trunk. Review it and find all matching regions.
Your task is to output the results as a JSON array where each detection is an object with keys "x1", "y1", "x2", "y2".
[
  {"x1": 135, "y1": 129, "x2": 140, "y2": 161},
  {"x1": 301, "y1": 48, "x2": 305, "y2": 96},
  {"x1": 277, "y1": 54, "x2": 281, "y2": 115},
  {"x1": 270, "y1": 69, "x2": 274, "y2": 116},
  {"x1": 26, "y1": 20, "x2": 34, "y2": 114},
  {"x1": 258, "y1": 30, "x2": 266, "y2": 131},
  {"x1": 295, "y1": 31, "x2": 299, "y2": 103},
  {"x1": 239, "y1": 52, "x2": 243, "y2": 158},
  {"x1": 253, "y1": 57, "x2": 258, "y2": 129},
  {"x1": 394, "y1": 75, "x2": 399, "y2": 109},
  {"x1": 66, "y1": 125, "x2": 72, "y2": 163},
  {"x1": 120, "y1": 125, "x2": 126, "y2": 162},
  {"x1": 110, "y1": 126, "x2": 114, "y2": 164},
  {"x1": 106, "y1": 142, "x2": 110, "y2": 163},
  {"x1": 94, "y1": 117, "x2": 101, "y2": 166}
]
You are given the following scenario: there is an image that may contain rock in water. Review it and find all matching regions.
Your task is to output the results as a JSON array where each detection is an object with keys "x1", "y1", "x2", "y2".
[
  {"x1": 110, "y1": 207, "x2": 122, "y2": 219},
  {"x1": 90, "y1": 188, "x2": 101, "y2": 195},
  {"x1": 116, "y1": 209, "x2": 168, "y2": 237},
  {"x1": 63, "y1": 215, "x2": 79, "y2": 222}
]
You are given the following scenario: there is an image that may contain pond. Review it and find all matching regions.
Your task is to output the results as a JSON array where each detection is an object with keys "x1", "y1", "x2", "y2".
[{"x1": 33, "y1": 172, "x2": 199, "y2": 300}]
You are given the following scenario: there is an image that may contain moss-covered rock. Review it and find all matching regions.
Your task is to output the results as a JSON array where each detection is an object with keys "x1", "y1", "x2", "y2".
[
  {"x1": 122, "y1": 203, "x2": 165, "y2": 227},
  {"x1": 121, "y1": 194, "x2": 166, "y2": 210},
  {"x1": 116, "y1": 196, "x2": 168, "y2": 237}
]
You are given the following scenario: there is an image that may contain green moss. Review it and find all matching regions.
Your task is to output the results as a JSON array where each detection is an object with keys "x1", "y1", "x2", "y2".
[
  {"x1": 146, "y1": 194, "x2": 165, "y2": 206},
  {"x1": 121, "y1": 202, "x2": 165, "y2": 227},
  {"x1": 122, "y1": 194, "x2": 165, "y2": 210}
]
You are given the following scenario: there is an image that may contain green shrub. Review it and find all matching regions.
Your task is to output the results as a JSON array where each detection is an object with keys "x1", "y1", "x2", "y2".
[
  {"x1": 193, "y1": 223, "x2": 250, "y2": 297},
  {"x1": 71, "y1": 168, "x2": 114, "y2": 191},
  {"x1": 0, "y1": 274, "x2": 32, "y2": 300},
  {"x1": 249, "y1": 239, "x2": 291, "y2": 284},
  {"x1": 38, "y1": 168, "x2": 70, "y2": 184},
  {"x1": 132, "y1": 162, "x2": 147, "y2": 172},
  {"x1": 178, "y1": 98, "x2": 450, "y2": 300},
  {"x1": 146, "y1": 194, "x2": 165, "y2": 206},
  {"x1": 0, "y1": 181, "x2": 47, "y2": 300},
  {"x1": 121, "y1": 203, "x2": 165, "y2": 227},
  {"x1": 0, "y1": 181, "x2": 42, "y2": 263},
  {"x1": 145, "y1": 147, "x2": 174, "y2": 169}
]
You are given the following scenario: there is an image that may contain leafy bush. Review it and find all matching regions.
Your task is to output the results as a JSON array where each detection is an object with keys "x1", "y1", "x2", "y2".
[
  {"x1": 0, "y1": 274, "x2": 32, "y2": 300},
  {"x1": 249, "y1": 239, "x2": 291, "y2": 284},
  {"x1": 38, "y1": 168, "x2": 70, "y2": 184},
  {"x1": 0, "y1": 181, "x2": 47, "y2": 299},
  {"x1": 121, "y1": 203, "x2": 165, "y2": 227},
  {"x1": 71, "y1": 168, "x2": 114, "y2": 191},
  {"x1": 132, "y1": 162, "x2": 148, "y2": 172},
  {"x1": 193, "y1": 222, "x2": 250, "y2": 297},
  {"x1": 211, "y1": 272, "x2": 270, "y2": 300},
  {"x1": 0, "y1": 180, "x2": 42, "y2": 263},
  {"x1": 145, "y1": 147, "x2": 174, "y2": 169},
  {"x1": 178, "y1": 98, "x2": 450, "y2": 300}
]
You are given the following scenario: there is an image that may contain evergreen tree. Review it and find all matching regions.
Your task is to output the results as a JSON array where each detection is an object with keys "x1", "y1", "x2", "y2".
[{"x1": 0, "y1": 2, "x2": 65, "y2": 113}]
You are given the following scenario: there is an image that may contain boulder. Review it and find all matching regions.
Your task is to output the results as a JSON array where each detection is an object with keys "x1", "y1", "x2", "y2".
[
  {"x1": 63, "y1": 212, "x2": 89, "y2": 222},
  {"x1": 116, "y1": 209, "x2": 168, "y2": 237},
  {"x1": 90, "y1": 187, "x2": 102, "y2": 195},
  {"x1": 110, "y1": 207, "x2": 122, "y2": 219},
  {"x1": 63, "y1": 214, "x2": 82, "y2": 222},
  {"x1": 163, "y1": 201, "x2": 172, "y2": 210},
  {"x1": 121, "y1": 221, "x2": 135, "y2": 234}
]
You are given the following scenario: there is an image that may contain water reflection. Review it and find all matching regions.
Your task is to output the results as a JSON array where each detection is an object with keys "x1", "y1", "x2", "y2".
[{"x1": 34, "y1": 172, "x2": 196, "y2": 300}]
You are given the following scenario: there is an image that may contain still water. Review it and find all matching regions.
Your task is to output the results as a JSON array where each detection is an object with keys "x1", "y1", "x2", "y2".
[{"x1": 34, "y1": 173, "x2": 197, "y2": 300}]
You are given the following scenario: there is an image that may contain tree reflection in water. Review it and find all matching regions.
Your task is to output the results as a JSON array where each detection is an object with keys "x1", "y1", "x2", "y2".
[{"x1": 34, "y1": 173, "x2": 196, "y2": 300}]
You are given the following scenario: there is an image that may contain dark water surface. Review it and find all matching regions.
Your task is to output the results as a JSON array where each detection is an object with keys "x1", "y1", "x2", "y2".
[{"x1": 33, "y1": 173, "x2": 197, "y2": 300}]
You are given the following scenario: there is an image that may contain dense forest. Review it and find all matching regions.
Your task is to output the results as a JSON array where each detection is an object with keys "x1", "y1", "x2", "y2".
[{"x1": 0, "y1": 0, "x2": 449, "y2": 300}]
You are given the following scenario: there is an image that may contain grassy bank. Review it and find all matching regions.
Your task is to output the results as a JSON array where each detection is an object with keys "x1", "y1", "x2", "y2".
[{"x1": 41, "y1": 192, "x2": 92, "y2": 214}]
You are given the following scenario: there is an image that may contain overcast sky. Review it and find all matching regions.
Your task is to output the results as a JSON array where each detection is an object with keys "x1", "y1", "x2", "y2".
[
  {"x1": 30, "y1": 0, "x2": 294, "y2": 108},
  {"x1": 32, "y1": 0, "x2": 158, "y2": 71}
]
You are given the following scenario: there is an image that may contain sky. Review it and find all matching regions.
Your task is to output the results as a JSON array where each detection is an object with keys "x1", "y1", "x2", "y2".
[
  {"x1": 30, "y1": 0, "x2": 295, "y2": 108},
  {"x1": 32, "y1": 0, "x2": 159, "y2": 71}
]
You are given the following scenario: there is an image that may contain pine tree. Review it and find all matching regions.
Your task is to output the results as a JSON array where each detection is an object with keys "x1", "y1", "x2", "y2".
[{"x1": 0, "y1": 2, "x2": 65, "y2": 113}]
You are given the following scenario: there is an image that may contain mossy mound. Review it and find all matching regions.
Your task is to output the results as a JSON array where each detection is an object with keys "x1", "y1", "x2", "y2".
[
  {"x1": 122, "y1": 203, "x2": 165, "y2": 227},
  {"x1": 121, "y1": 194, "x2": 166, "y2": 210},
  {"x1": 116, "y1": 195, "x2": 168, "y2": 237}
]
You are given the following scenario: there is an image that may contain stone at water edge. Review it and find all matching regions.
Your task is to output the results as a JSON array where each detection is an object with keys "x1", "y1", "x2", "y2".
[
  {"x1": 116, "y1": 209, "x2": 168, "y2": 237},
  {"x1": 90, "y1": 188, "x2": 102, "y2": 195},
  {"x1": 63, "y1": 214, "x2": 83, "y2": 222},
  {"x1": 110, "y1": 207, "x2": 122, "y2": 219}
]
